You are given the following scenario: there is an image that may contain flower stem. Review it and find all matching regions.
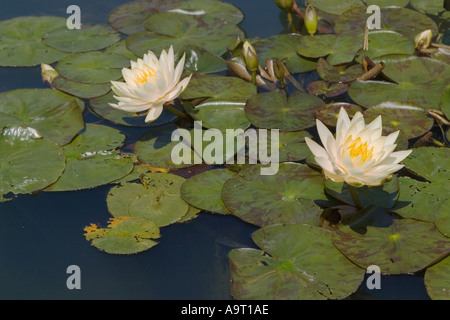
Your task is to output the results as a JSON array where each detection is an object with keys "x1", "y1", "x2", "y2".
[
  {"x1": 163, "y1": 103, "x2": 190, "y2": 120},
  {"x1": 287, "y1": 12, "x2": 297, "y2": 33},
  {"x1": 251, "y1": 71, "x2": 257, "y2": 85},
  {"x1": 348, "y1": 184, "x2": 363, "y2": 210}
]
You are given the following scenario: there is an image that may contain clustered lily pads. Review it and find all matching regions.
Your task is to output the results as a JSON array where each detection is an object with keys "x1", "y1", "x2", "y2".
[{"x1": 0, "y1": 0, "x2": 449, "y2": 300}]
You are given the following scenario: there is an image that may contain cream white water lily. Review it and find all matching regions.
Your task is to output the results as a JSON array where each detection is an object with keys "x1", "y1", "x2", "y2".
[
  {"x1": 305, "y1": 108, "x2": 412, "y2": 187},
  {"x1": 109, "y1": 46, "x2": 192, "y2": 123}
]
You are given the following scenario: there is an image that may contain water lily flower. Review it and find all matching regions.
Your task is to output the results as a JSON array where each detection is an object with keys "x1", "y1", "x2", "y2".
[
  {"x1": 305, "y1": 5, "x2": 318, "y2": 36},
  {"x1": 305, "y1": 108, "x2": 412, "y2": 187},
  {"x1": 109, "y1": 46, "x2": 192, "y2": 123}
]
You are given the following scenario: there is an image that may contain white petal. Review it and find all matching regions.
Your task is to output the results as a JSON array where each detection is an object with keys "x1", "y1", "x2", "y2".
[
  {"x1": 336, "y1": 107, "x2": 351, "y2": 146},
  {"x1": 145, "y1": 105, "x2": 164, "y2": 123},
  {"x1": 305, "y1": 137, "x2": 329, "y2": 159}
]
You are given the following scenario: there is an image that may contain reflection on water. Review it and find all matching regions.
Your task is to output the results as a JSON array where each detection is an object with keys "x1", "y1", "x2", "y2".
[{"x1": 0, "y1": 0, "x2": 434, "y2": 299}]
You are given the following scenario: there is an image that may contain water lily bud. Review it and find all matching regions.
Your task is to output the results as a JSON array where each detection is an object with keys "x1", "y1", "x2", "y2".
[
  {"x1": 242, "y1": 41, "x2": 259, "y2": 73},
  {"x1": 41, "y1": 63, "x2": 58, "y2": 85},
  {"x1": 305, "y1": 5, "x2": 318, "y2": 36},
  {"x1": 272, "y1": 58, "x2": 286, "y2": 83},
  {"x1": 274, "y1": 0, "x2": 294, "y2": 12},
  {"x1": 414, "y1": 29, "x2": 432, "y2": 49}
]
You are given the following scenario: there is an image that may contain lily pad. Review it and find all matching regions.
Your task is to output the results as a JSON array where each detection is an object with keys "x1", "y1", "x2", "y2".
[
  {"x1": 332, "y1": 206, "x2": 450, "y2": 274},
  {"x1": 316, "y1": 58, "x2": 364, "y2": 83},
  {"x1": 244, "y1": 91, "x2": 325, "y2": 131},
  {"x1": 104, "y1": 40, "x2": 139, "y2": 60},
  {"x1": 251, "y1": 35, "x2": 318, "y2": 74},
  {"x1": 52, "y1": 77, "x2": 112, "y2": 99},
  {"x1": 221, "y1": 163, "x2": 327, "y2": 227},
  {"x1": 410, "y1": 0, "x2": 445, "y2": 15},
  {"x1": 0, "y1": 126, "x2": 66, "y2": 200},
  {"x1": 402, "y1": 147, "x2": 450, "y2": 181},
  {"x1": 180, "y1": 168, "x2": 237, "y2": 215},
  {"x1": 55, "y1": 52, "x2": 130, "y2": 84},
  {"x1": 314, "y1": 103, "x2": 363, "y2": 127},
  {"x1": 364, "y1": 0, "x2": 409, "y2": 6},
  {"x1": 435, "y1": 198, "x2": 450, "y2": 237},
  {"x1": 45, "y1": 124, "x2": 134, "y2": 192},
  {"x1": 0, "y1": 16, "x2": 69, "y2": 67},
  {"x1": 307, "y1": 81, "x2": 349, "y2": 98},
  {"x1": 127, "y1": 12, "x2": 244, "y2": 57},
  {"x1": 107, "y1": 173, "x2": 190, "y2": 227},
  {"x1": 89, "y1": 91, "x2": 178, "y2": 127},
  {"x1": 362, "y1": 101, "x2": 435, "y2": 140},
  {"x1": 43, "y1": 24, "x2": 121, "y2": 53},
  {"x1": 441, "y1": 84, "x2": 450, "y2": 120},
  {"x1": 307, "y1": 0, "x2": 364, "y2": 15},
  {"x1": 0, "y1": 89, "x2": 84, "y2": 146},
  {"x1": 229, "y1": 223, "x2": 364, "y2": 300},
  {"x1": 182, "y1": 46, "x2": 227, "y2": 74},
  {"x1": 349, "y1": 57, "x2": 450, "y2": 110},
  {"x1": 181, "y1": 76, "x2": 256, "y2": 131},
  {"x1": 84, "y1": 216, "x2": 160, "y2": 255},
  {"x1": 425, "y1": 255, "x2": 450, "y2": 300}
]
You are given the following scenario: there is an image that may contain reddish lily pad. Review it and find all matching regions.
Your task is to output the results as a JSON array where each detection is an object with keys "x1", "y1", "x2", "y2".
[{"x1": 314, "y1": 103, "x2": 363, "y2": 127}]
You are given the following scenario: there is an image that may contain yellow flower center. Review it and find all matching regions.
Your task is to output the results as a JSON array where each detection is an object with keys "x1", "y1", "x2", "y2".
[
  {"x1": 136, "y1": 66, "x2": 156, "y2": 84},
  {"x1": 347, "y1": 137, "x2": 373, "y2": 164}
]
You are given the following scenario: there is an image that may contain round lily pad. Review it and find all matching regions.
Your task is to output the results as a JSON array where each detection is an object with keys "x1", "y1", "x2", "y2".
[
  {"x1": 0, "y1": 89, "x2": 84, "y2": 146},
  {"x1": 0, "y1": 16, "x2": 69, "y2": 67},
  {"x1": 0, "y1": 126, "x2": 66, "y2": 200},
  {"x1": 441, "y1": 84, "x2": 450, "y2": 120},
  {"x1": 221, "y1": 163, "x2": 327, "y2": 227},
  {"x1": 84, "y1": 216, "x2": 160, "y2": 255},
  {"x1": 244, "y1": 91, "x2": 325, "y2": 131},
  {"x1": 402, "y1": 147, "x2": 450, "y2": 181},
  {"x1": 180, "y1": 168, "x2": 237, "y2": 215},
  {"x1": 349, "y1": 57, "x2": 450, "y2": 110},
  {"x1": 229, "y1": 223, "x2": 364, "y2": 300},
  {"x1": 181, "y1": 76, "x2": 256, "y2": 131},
  {"x1": 316, "y1": 58, "x2": 364, "y2": 83},
  {"x1": 104, "y1": 40, "x2": 139, "y2": 60},
  {"x1": 43, "y1": 24, "x2": 121, "y2": 53},
  {"x1": 307, "y1": 81, "x2": 349, "y2": 98},
  {"x1": 332, "y1": 207, "x2": 450, "y2": 274},
  {"x1": 182, "y1": 46, "x2": 227, "y2": 74},
  {"x1": 435, "y1": 198, "x2": 450, "y2": 237},
  {"x1": 362, "y1": 101, "x2": 435, "y2": 140},
  {"x1": 252, "y1": 34, "x2": 317, "y2": 74},
  {"x1": 45, "y1": 124, "x2": 134, "y2": 192},
  {"x1": 55, "y1": 52, "x2": 130, "y2": 84},
  {"x1": 314, "y1": 103, "x2": 363, "y2": 127},
  {"x1": 425, "y1": 255, "x2": 450, "y2": 300},
  {"x1": 364, "y1": 0, "x2": 409, "y2": 6},
  {"x1": 410, "y1": 0, "x2": 445, "y2": 15},
  {"x1": 307, "y1": 0, "x2": 364, "y2": 15},
  {"x1": 52, "y1": 77, "x2": 112, "y2": 99},
  {"x1": 107, "y1": 173, "x2": 190, "y2": 227}
]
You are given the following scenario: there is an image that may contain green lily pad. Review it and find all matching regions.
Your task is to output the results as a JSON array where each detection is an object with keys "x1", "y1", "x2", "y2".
[
  {"x1": 402, "y1": 147, "x2": 450, "y2": 181},
  {"x1": 0, "y1": 16, "x2": 69, "y2": 67},
  {"x1": 89, "y1": 91, "x2": 178, "y2": 127},
  {"x1": 316, "y1": 58, "x2": 364, "y2": 83},
  {"x1": 244, "y1": 91, "x2": 325, "y2": 131},
  {"x1": 0, "y1": 126, "x2": 66, "y2": 200},
  {"x1": 435, "y1": 198, "x2": 450, "y2": 237},
  {"x1": 306, "y1": 81, "x2": 349, "y2": 98},
  {"x1": 307, "y1": 0, "x2": 364, "y2": 15},
  {"x1": 335, "y1": 7, "x2": 438, "y2": 41},
  {"x1": 324, "y1": 176, "x2": 400, "y2": 210},
  {"x1": 181, "y1": 76, "x2": 256, "y2": 131},
  {"x1": 170, "y1": 0, "x2": 244, "y2": 25},
  {"x1": 43, "y1": 24, "x2": 121, "y2": 53},
  {"x1": 180, "y1": 168, "x2": 237, "y2": 215},
  {"x1": 221, "y1": 163, "x2": 327, "y2": 227},
  {"x1": 107, "y1": 173, "x2": 190, "y2": 227},
  {"x1": 84, "y1": 216, "x2": 160, "y2": 255},
  {"x1": 332, "y1": 206, "x2": 450, "y2": 274},
  {"x1": 441, "y1": 84, "x2": 450, "y2": 120},
  {"x1": 297, "y1": 34, "x2": 363, "y2": 66},
  {"x1": 362, "y1": 101, "x2": 435, "y2": 139},
  {"x1": 392, "y1": 177, "x2": 448, "y2": 222},
  {"x1": 55, "y1": 52, "x2": 130, "y2": 84},
  {"x1": 104, "y1": 40, "x2": 139, "y2": 60},
  {"x1": 127, "y1": 12, "x2": 244, "y2": 57},
  {"x1": 355, "y1": 31, "x2": 415, "y2": 63},
  {"x1": 229, "y1": 223, "x2": 364, "y2": 300},
  {"x1": 364, "y1": 0, "x2": 409, "y2": 6},
  {"x1": 0, "y1": 89, "x2": 84, "y2": 146},
  {"x1": 52, "y1": 77, "x2": 112, "y2": 99},
  {"x1": 425, "y1": 255, "x2": 450, "y2": 300},
  {"x1": 182, "y1": 46, "x2": 227, "y2": 74},
  {"x1": 314, "y1": 103, "x2": 363, "y2": 127},
  {"x1": 252, "y1": 34, "x2": 318, "y2": 74},
  {"x1": 45, "y1": 124, "x2": 133, "y2": 192},
  {"x1": 349, "y1": 57, "x2": 450, "y2": 110},
  {"x1": 410, "y1": 0, "x2": 445, "y2": 15}
]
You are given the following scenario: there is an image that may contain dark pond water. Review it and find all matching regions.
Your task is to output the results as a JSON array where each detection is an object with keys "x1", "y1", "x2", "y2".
[{"x1": 0, "y1": 0, "x2": 433, "y2": 300}]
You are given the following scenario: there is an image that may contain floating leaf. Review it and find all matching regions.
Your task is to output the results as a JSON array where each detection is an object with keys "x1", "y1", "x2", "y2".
[
  {"x1": 306, "y1": 0, "x2": 364, "y2": 15},
  {"x1": 222, "y1": 163, "x2": 327, "y2": 227},
  {"x1": 182, "y1": 46, "x2": 227, "y2": 74},
  {"x1": 52, "y1": 77, "x2": 112, "y2": 99},
  {"x1": 107, "y1": 173, "x2": 190, "y2": 227},
  {"x1": 314, "y1": 103, "x2": 363, "y2": 127},
  {"x1": 252, "y1": 35, "x2": 317, "y2": 74},
  {"x1": 229, "y1": 223, "x2": 364, "y2": 300},
  {"x1": 181, "y1": 168, "x2": 237, "y2": 215},
  {"x1": 364, "y1": 0, "x2": 409, "y2": 6},
  {"x1": 0, "y1": 89, "x2": 84, "y2": 146},
  {"x1": 441, "y1": 84, "x2": 450, "y2": 120},
  {"x1": 84, "y1": 216, "x2": 160, "y2": 255},
  {"x1": 425, "y1": 255, "x2": 450, "y2": 300},
  {"x1": 43, "y1": 24, "x2": 121, "y2": 53},
  {"x1": 0, "y1": 16, "x2": 68, "y2": 67},
  {"x1": 316, "y1": 58, "x2": 363, "y2": 83},
  {"x1": 0, "y1": 126, "x2": 66, "y2": 200},
  {"x1": 307, "y1": 81, "x2": 349, "y2": 98},
  {"x1": 245, "y1": 91, "x2": 325, "y2": 131},
  {"x1": 402, "y1": 147, "x2": 450, "y2": 181},
  {"x1": 332, "y1": 206, "x2": 450, "y2": 274},
  {"x1": 104, "y1": 40, "x2": 139, "y2": 60},
  {"x1": 410, "y1": 0, "x2": 445, "y2": 15},
  {"x1": 435, "y1": 198, "x2": 450, "y2": 237},
  {"x1": 55, "y1": 52, "x2": 130, "y2": 84},
  {"x1": 45, "y1": 124, "x2": 133, "y2": 191},
  {"x1": 362, "y1": 101, "x2": 434, "y2": 140}
]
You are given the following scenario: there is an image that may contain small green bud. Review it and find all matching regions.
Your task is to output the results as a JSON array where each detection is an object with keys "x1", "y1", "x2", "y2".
[
  {"x1": 274, "y1": 0, "x2": 294, "y2": 12},
  {"x1": 41, "y1": 63, "x2": 59, "y2": 85},
  {"x1": 272, "y1": 59, "x2": 286, "y2": 83},
  {"x1": 305, "y1": 5, "x2": 318, "y2": 36},
  {"x1": 242, "y1": 41, "x2": 259, "y2": 73},
  {"x1": 414, "y1": 29, "x2": 432, "y2": 49}
]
